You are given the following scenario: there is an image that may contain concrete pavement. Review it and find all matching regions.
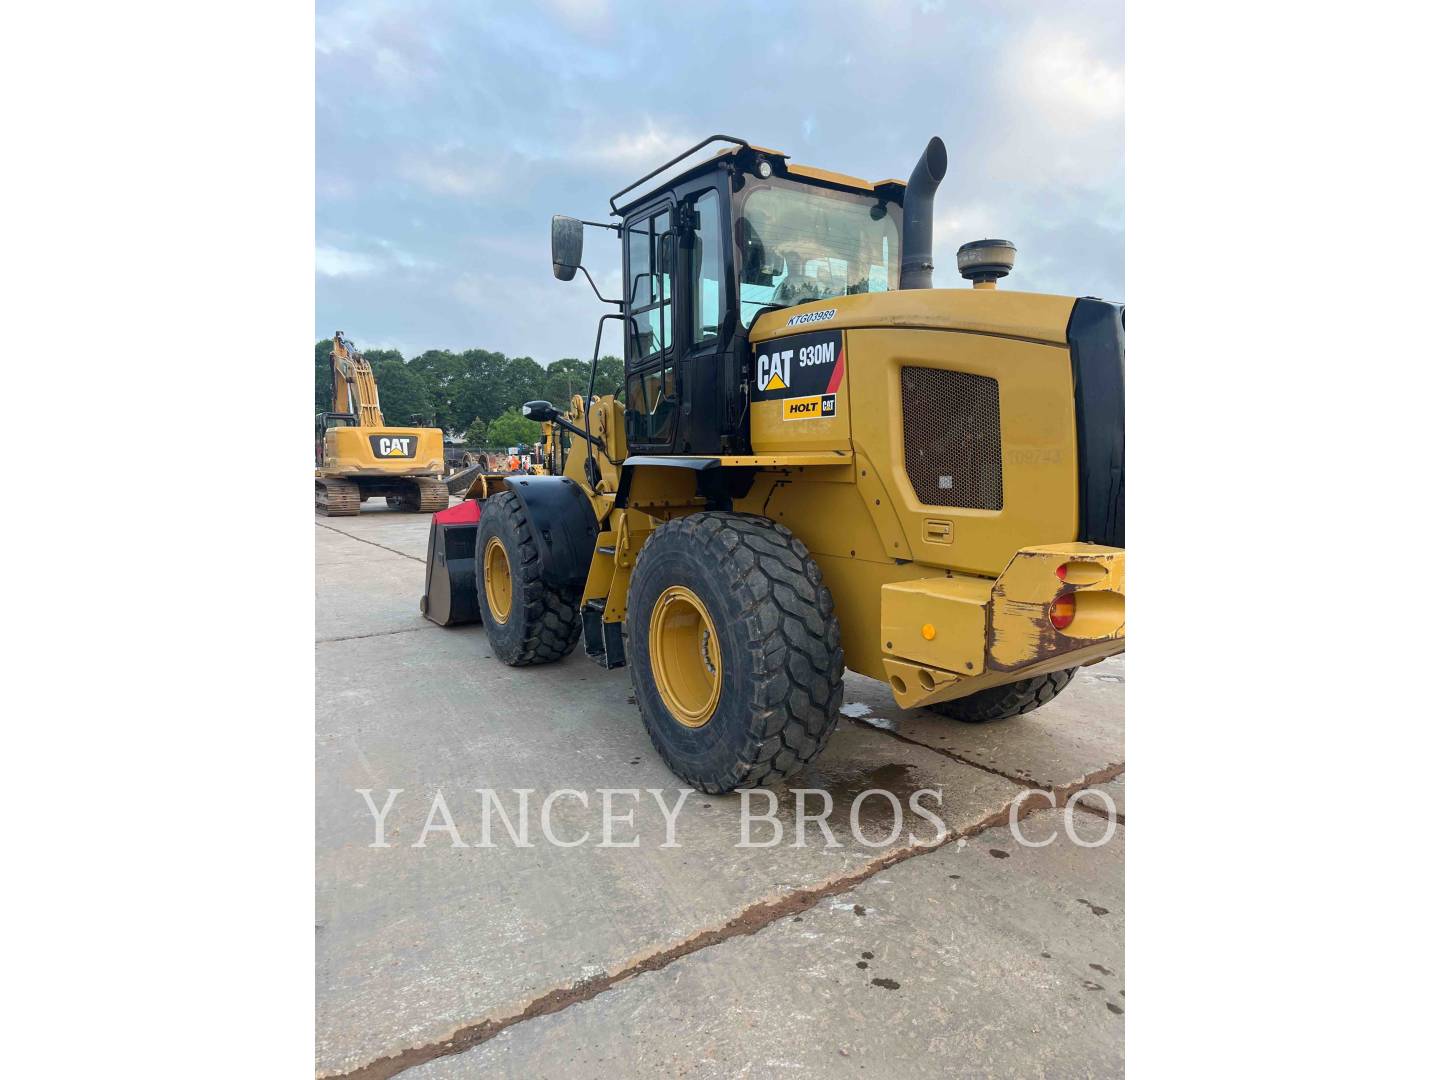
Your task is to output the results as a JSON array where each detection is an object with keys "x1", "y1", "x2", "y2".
[{"x1": 316, "y1": 505, "x2": 1125, "y2": 1078}]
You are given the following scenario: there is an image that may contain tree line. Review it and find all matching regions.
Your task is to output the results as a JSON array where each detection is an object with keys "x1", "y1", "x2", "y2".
[{"x1": 315, "y1": 340, "x2": 624, "y2": 447}]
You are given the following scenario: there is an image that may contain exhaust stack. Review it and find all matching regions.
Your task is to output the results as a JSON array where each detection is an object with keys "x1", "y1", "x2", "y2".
[{"x1": 899, "y1": 136, "x2": 948, "y2": 290}]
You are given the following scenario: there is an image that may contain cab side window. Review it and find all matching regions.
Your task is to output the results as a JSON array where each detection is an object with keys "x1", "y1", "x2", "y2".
[
  {"x1": 625, "y1": 208, "x2": 676, "y2": 446},
  {"x1": 626, "y1": 210, "x2": 671, "y2": 361},
  {"x1": 693, "y1": 189, "x2": 721, "y2": 344}
]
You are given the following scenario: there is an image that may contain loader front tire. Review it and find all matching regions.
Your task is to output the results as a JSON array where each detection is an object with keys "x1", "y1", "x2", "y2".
[
  {"x1": 927, "y1": 668, "x2": 1077, "y2": 724},
  {"x1": 476, "y1": 491, "x2": 582, "y2": 666},
  {"x1": 626, "y1": 513, "x2": 844, "y2": 794}
]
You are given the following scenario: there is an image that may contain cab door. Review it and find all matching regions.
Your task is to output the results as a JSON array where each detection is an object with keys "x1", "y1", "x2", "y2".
[
  {"x1": 672, "y1": 187, "x2": 732, "y2": 454},
  {"x1": 622, "y1": 203, "x2": 678, "y2": 452}
]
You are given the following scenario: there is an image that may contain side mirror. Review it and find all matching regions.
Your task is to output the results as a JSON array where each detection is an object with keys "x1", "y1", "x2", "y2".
[
  {"x1": 551, "y1": 215, "x2": 583, "y2": 281},
  {"x1": 522, "y1": 400, "x2": 559, "y2": 422}
]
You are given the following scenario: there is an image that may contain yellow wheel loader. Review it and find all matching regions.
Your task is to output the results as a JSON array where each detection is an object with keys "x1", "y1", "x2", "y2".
[
  {"x1": 315, "y1": 332, "x2": 448, "y2": 516},
  {"x1": 422, "y1": 136, "x2": 1124, "y2": 793}
]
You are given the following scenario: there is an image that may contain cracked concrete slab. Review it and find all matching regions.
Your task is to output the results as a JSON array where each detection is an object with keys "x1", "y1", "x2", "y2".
[
  {"x1": 316, "y1": 514, "x2": 1028, "y2": 1076},
  {"x1": 409, "y1": 810, "x2": 1124, "y2": 1078},
  {"x1": 316, "y1": 508, "x2": 1126, "y2": 1078},
  {"x1": 840, "y1": 656, "x2": 1125, "y2": 795},
  {"x1": 1078, "y1": 772, "x2": 1126, "y2": 819}
]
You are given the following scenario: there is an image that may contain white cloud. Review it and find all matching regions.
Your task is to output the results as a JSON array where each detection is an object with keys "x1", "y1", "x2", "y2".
[
  {"x1": 981, "y1": 22, "x2": 1124, "y2": 189},
  {"x1": 400, "y1": 158, "x2": 501, "y2": 197},
  {"x1": 577, "y1": 120, "x2": 693, "y2": 171},
  {"x1": 1015, "y1": 30, "x2": 1124, "y2": 126},
  {"x1": 536, "y1": 0, "x2": 613, "y2": 33},
  {"x1": 316, "y1": 241, "x2": 429, "y2": 278},
  {"x1": 316, "y1": 246, "x2": 380, "y2": 278}
]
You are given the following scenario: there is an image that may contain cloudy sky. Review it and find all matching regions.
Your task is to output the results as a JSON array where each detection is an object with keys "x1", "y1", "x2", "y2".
[{"x1": 317, "y1": 0, "x2": 1122, "y2": 362}]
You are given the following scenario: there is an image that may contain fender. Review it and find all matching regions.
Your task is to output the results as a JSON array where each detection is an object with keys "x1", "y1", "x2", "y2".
[
  {"x1": 500, "y1": 475, "x2": 599, "y2": 588},
  {"x1": 616, "y1": 456, "x2": 755, "y2": 510}
]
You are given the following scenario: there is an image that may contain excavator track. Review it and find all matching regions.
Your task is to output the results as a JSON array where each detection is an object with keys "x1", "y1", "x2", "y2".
[
  {"x1": 415, "y1": 477, "x2": 450, "y2": 513},
  {"x1": 316, "y1": 478, "x2": 361, "y2": 516},
  {"x1": 383, "y1": 478, "x2": 450, "y2": 513}
]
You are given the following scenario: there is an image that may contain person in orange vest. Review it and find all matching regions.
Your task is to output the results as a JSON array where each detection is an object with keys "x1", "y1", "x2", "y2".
[{"x1": 508, "y1": 453, "x2": 520, "y2": 472}]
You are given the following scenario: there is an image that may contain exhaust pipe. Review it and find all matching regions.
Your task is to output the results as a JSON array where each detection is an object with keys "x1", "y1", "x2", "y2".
[{"x1": 899, "y1": 136, "x2": 948, "y2": 290}]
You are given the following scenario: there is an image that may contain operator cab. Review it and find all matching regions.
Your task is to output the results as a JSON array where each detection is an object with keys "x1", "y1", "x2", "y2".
[{"x1": 552, "y1": 137, "x2": 910, "y2": 458}]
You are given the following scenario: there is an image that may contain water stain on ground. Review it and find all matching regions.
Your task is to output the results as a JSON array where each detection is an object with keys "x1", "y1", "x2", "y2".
[
  {"x1": 1076, "y1": 898, "x2": 1110, "y2": 916},
  {"x1": 778, "y1": 761, "x2": 940, "y2": 841}
]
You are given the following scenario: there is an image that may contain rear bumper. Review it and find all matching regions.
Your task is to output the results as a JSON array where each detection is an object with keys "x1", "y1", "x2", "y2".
[{"x1": 879, "y1": 542, "x2": 1125, "y2": 709}]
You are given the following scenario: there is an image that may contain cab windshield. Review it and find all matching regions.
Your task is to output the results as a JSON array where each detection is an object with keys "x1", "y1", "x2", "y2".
[{"x1": 735, "y1": 177, "x2": 901, "y2": 327}]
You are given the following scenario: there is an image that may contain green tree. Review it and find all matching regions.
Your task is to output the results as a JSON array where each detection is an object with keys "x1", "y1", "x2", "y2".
[
  {"x1": 501, "y1": 356, "x2": 546, "y2": 411},
  {"x1": 372, "y1": 357, "x2": 434, "y2": 426},
  {"x1": 540, "y1": 358, "x2": 589, "y2": 407},
  {"x1": 485, "y1": 407, "x2": 541, "y2": 449},
  {"x1": 540, "y1": 355, "x2": 625, "y2": 407},
  {"x1": 315, "y1": 338, "x2": 335, "y2": 414},
  {"x1": 595, "y1": 354, "x2": 625, "y2": 397},
  {"x1": 462, "y1": 417, "x2": 488, "y2": 446}
]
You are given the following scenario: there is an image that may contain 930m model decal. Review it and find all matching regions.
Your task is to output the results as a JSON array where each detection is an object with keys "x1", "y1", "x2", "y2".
[{"x1": 753, "y1": 329, "x2": 844, "y2": 400}]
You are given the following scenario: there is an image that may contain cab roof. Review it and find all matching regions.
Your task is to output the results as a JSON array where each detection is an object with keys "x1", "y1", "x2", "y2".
[{"x1": 611, "y1": 135, "x2": 907, "y2": 215}]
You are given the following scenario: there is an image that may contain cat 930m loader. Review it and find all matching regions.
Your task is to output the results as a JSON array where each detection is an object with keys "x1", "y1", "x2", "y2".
[
  {"x1": 421, "y1": 135, "x2": 1124, "y2": 793},
  {"x1": 316, "y1": 332, "x2": 448, "y2": 515}
]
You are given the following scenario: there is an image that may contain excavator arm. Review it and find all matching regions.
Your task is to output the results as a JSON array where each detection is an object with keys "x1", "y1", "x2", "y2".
[{"x1": 330, "y1": 332, "x2": 385, "y2": 427}]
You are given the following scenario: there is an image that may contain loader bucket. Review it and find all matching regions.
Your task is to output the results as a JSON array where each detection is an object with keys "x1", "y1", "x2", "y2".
[{"x1": 420, "y1": 499, "x2": 483, "y2": 626}]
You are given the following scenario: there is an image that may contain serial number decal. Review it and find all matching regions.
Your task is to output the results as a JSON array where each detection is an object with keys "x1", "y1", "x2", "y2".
[
  {"x1": 782, "y1": 394, "x2": 837, "y2": 421},
  {"x1": 786, "y1": 308, "x2": 837, "y2": 327}
]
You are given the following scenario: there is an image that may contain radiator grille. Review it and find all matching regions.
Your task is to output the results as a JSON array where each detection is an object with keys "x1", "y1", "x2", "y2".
[{"x1": 900, "y1": 367, "x2": 1003, "y2": 510}]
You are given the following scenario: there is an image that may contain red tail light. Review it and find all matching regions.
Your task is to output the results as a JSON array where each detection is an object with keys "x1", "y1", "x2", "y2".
[{"x1": 1049, "y1": 593, "x2": 1076, "y2": 631}]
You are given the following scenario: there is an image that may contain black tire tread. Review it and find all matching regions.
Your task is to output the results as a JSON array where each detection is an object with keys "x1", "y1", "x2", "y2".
[
  {"x1": 482, "y1": 491, "x2": 582, "y2": 666},
  {"x1": 628, "y1": 512, "x2": 844, "y2": 793},
  {"x1": 928, "y1": 667, "x2": 1077, "y2": 724}
]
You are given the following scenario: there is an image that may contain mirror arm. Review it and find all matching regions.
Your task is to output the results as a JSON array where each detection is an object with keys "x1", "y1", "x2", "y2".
[{"x1": 578, "y1": 264, "x2": 622, "y2": 307}]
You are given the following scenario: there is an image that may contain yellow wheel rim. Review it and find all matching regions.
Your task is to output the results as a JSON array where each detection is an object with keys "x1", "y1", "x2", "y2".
[
  {"x1": 649, "y1": 585, "x2": 723, "y2": 728},
  {"x1": 484, "y1": 537, "x2": 513, "y2": 624}
]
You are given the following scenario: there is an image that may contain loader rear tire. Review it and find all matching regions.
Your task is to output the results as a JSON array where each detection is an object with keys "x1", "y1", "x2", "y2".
[
  {"x1": 476, "y1": 490, "x2": 582, "y2": 666},
  {"x1": 927, "y1": 668, "x2": 1077, "y2": 724},
  {"x1": 626, "y1": 512, "x2": 845, "y2": 794}
]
